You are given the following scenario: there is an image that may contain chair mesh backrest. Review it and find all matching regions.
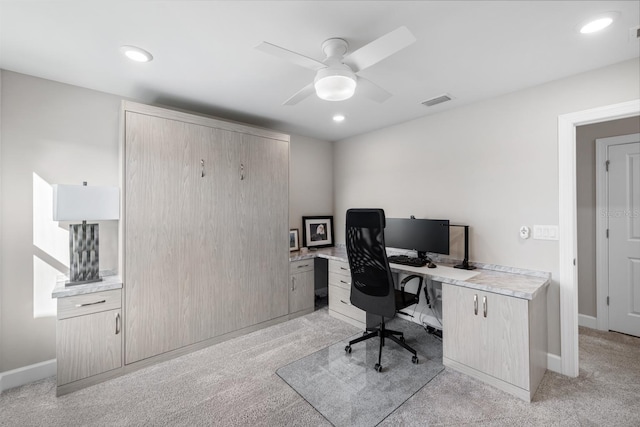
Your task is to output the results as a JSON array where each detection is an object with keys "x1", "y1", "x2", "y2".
[{"x1": 346, "y1": 209, "x2": 396, "y2": 318}]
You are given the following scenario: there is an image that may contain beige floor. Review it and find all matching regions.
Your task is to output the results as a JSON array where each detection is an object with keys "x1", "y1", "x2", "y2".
[{"x1": 1, "y1": 309, "x2": 639, "y2": 426}]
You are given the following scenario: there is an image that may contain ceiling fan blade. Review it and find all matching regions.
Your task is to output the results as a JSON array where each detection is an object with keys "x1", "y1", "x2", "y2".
[
  {"x1": 345, "y1": 26, "x2": 416, "y2": 72},
  {"x1": 255, "y1": 41, "x2": 326, "y2": 71},
  {"x1": 283, "y1": 83, "x2": 316, "y2": 106},
  {"x1": 356, "y1": 77, "x2": 392, "y2": 103}
]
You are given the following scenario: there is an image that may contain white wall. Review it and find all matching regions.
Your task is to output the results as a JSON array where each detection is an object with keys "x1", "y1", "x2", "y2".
[
  {"x1": 0, "y1": 71, "x2": 335, "y2": 375},
  {"x1": 289, "y1": 135, "x2": 334, "y2": 242},
  {"x1": 0, "y1": 71, "x2": 122, "y2": 372},
  {"x1": 576, "y1": 117, "x2": 640, "y2": 318},
  {"x1": 334, "y1": 58, "x2": 640, "y2": 356},
  {"x1": 0, "y1": 69, "x2": 4, "y2": 375}
]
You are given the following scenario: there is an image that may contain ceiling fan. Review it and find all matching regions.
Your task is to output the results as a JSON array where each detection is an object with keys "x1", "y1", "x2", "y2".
[{"x1": 256, "y1": 26, "x2": 416, "y2": 105}]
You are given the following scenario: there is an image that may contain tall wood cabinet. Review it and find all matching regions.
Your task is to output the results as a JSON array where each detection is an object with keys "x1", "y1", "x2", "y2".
[{"x1": 122, "y1": 102, "x2": 289, "y2": 364}]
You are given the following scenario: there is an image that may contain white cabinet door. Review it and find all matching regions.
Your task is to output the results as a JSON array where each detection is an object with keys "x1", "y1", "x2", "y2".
[{"x1": 57, "y1": 309, "x2": 122, "y2": 385}]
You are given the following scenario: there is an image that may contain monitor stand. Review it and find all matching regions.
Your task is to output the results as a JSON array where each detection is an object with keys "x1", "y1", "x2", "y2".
[{"x1": 451, "y1": 225, "x2": 476, "y2": 270}]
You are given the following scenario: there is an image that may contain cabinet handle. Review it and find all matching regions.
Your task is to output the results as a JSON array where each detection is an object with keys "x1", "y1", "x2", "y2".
[
  {"x1": 473, "y1": 294, "x2": 478, "y2": 315},
  {"x1": 240, "y1": 163, "x2": 245, "y2": 180},
  {"x1": 483, "y1": 296, "x2": 487, "y2": 318},
  {"x1": 201, "y1": 159, "x2": 205, "y2": 178},
  {"x1": 291, "y1": 276, "x2": 296, "y2": 291},
  {"x1": 76, "y1": 299, "x2": 106, "y2": 308},
  {"x1": 340, "y1": 299, "x2": 351, "y2": 306},
  {"x1": 297, "y1": 264, "x2": 309, "y2": 268},
  {"x1": 115, "y1": 313, "x2": 121, "y2": 335},
  {"x1": 340, "y1": 267, "x2": 349, "y2": 271},
  {"x1": 340, "y1": 280, "x2": 350, "y2": 285}
]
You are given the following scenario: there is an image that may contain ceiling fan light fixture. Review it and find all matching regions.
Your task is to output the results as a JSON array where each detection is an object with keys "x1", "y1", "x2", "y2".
[{"x1": 314, "y1": 68, "x2": 357, "y2": 101}]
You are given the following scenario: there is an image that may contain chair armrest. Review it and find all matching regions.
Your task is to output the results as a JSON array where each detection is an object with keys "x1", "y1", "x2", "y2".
[{"x1": 399, "y1": 275, "x2": 423, "y2": 306}]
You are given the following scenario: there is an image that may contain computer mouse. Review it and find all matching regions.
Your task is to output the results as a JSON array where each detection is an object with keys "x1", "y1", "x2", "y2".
[{"x1": 427, "y1": 262, "x2": 437, "y2": 268}]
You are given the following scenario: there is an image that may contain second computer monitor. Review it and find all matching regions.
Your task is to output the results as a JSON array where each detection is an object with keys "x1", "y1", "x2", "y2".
[{"x1": 384, "y1": 217, "x2": 450, "y2": 258}]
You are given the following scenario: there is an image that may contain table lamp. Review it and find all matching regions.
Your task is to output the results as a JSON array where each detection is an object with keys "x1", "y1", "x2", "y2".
[{"x1": 52, "y1": 182, "x2": 120, "y2": 286}]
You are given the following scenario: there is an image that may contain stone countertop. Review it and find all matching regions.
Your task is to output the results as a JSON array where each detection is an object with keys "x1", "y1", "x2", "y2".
[
  {"x1": 291, "y1": 246, "x2": 550, "y2": 300},
  {"x1": 52, "y1": 272, "x2": 123, "y2": 298}
]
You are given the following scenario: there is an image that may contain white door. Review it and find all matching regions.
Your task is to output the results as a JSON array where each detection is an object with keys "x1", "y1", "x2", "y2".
[{"x1": 608, "y1": 138, "x2": 640, "y2": 337}]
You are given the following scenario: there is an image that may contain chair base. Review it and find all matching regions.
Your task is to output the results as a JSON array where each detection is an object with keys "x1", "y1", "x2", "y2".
[{"x1": 345, "y1": 318, "x2": 418, "y2": 372}]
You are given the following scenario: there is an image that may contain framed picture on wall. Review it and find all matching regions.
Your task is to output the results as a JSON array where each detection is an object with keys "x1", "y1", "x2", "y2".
[
  {"x1": 289, "y1": 229, "x2": 299, "y2": 252},
  {"x1": 302, "y1": 216, "x2": 334, "y2": 248}
]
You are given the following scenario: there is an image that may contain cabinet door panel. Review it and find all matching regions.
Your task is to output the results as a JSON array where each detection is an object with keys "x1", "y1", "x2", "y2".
[
  {"x1": 57, "y1": 309, "x2": 121, "y2": 385},
  {"x1": 290, "y1": 270, "x2": 315, "y2": 314},
  {"x1": 442, "y1": 284, "x2": 483, "y2": 370},
  {"x1": 125, "y1": 112, "x2": 194, "y2": 363},
  {"x1": 236, "y1": 135, "x2": 289, "y2": 326},
  {"x1": 480, "y1": 292, "x2": 529, "y2": 389},
  {"x1": 200, "y1": 127, "x2": 243, "y2": 338}
]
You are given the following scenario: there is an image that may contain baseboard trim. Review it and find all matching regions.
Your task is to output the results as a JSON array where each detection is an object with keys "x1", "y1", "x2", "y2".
[
  {"x1": 0, "y1": 359, "x2": 56, "y2": 393},
  {"x1": 547, "y1": 353, "x2": 562, "y2": 374},
  {"x1": 578, "y1": 314, "x2": 597, "y2": 329}
]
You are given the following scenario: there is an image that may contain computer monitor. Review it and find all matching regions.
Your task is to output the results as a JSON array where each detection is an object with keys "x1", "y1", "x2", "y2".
[{"x1": 384, "y1": 217, "x2": 450, "y2": 259}]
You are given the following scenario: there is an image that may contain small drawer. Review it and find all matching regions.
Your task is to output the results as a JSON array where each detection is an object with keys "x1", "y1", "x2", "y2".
[
  {"x1": 57, "y1": 289, "x2": 122, "y2": 320},
  {"x1": 329, "y1": 260, "x2": 351, "y2": 277},
  {"x1": 328, "y1": 272, "x2": 351, "y2": 290},
  {"x1": 328, "y1": 285, "x2": 366, "y2": 323},
  {"x1": 290, "y1": 259, "x2": 314, "y2": 274}
]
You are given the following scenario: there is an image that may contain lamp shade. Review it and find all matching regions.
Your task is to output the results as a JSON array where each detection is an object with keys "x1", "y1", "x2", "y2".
[
  {"x1": 52, "y1": 184, "x2": 120, "y2": 221},
  {"x1": 314, "y1": 67, "x2": 357, "y2": 101}
]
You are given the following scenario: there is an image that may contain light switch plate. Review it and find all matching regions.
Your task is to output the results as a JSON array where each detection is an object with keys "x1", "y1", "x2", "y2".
[{"x1": 533, "y1": 225, "x2": 559, "y2": 240}]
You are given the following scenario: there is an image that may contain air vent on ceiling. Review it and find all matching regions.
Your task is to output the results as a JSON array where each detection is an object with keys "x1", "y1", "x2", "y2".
[{"x1": 422, "y1": 94, "x2": 453, "y2": 107}]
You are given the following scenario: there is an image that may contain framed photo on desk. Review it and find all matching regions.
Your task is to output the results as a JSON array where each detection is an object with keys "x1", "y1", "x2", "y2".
[
  {"x1": 302, "y1": 216, "x2": 334, "y2": 248},
  {"x1": 289, "y1": 229, "x2": 299, "y2": 252}
]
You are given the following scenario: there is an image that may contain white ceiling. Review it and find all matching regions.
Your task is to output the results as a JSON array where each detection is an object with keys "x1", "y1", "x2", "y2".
[{"x1": 1, "y1": 1, "x2": 638, "y2": 141}]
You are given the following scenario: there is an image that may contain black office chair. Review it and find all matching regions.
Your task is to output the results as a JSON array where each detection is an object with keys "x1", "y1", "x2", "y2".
[{"x1": 344, "y1": 208, "x2": 423, "y2": 372}]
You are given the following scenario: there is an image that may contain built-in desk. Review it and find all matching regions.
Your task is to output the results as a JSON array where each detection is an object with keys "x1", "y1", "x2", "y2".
[{"x1": 291, "y1": 246, "x2": 550, "y2": 402}]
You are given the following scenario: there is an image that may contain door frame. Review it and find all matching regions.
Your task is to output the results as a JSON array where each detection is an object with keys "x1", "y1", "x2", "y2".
[
  {"x1": 558, "y1": 99, "x2": 640, "y2": 378},
  {"x1": 595, "y1": 133, "x2": 640, "y2": 331}
]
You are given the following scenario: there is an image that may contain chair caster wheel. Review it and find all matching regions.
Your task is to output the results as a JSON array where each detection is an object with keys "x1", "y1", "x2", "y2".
[
  {"x1": 412, "y1": 355, "x2": 419, "y2": 364},
  {"x1": 345, "y1": 345, "x2": 352, "y2": 354},
  {"x1": 399, "y1": 336, "x2": 405, "y2": 343},
  {"x1": 374, "y1": 363, "x2": 382, "y2": 372},
  {"x1": 363, "y1": 331, "x2": 368, "y2": 336}
]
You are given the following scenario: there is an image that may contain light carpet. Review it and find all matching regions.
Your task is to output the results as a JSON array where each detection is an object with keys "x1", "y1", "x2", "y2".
[
  {"x1": 277, "y1": 318, "x2": 443, "y2": 426},
  {"x1": 1, "y1": 308, "x2": 639, "y2": 426}
]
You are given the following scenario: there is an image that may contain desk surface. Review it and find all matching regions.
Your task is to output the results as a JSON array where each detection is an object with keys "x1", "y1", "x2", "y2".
[{"x1": 291, "y1": 246, "x2": 550, "y2": 300}]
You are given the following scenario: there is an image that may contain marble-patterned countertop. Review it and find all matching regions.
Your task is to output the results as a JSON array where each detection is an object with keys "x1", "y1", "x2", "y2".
[
  {"x1": 290, "y1": 246, "x2": 550, "y2": 300},
  {"x1": 52, "y1": 272, "x2": 123, "y2": 298}
]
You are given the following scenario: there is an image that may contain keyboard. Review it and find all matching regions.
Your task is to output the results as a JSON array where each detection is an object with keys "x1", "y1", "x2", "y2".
[{"x1": 388, "y1": 255, "x2": 428, "y2": 267}]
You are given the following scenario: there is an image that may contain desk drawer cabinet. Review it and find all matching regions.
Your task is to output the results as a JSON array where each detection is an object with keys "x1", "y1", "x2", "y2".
[
  {"x1": 56, "y1": 289, "x2": 122, "y2": 387},
  {"x1": 328, "y1": 260, "x2": 366, "y2": 329}
]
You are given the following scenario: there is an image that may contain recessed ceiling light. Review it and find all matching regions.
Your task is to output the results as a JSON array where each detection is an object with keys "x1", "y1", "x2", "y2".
[
  {"x1": 333, "y1": 114, "x2": 346, "y2": 122},
  {"x1": 579, "y1": 13, "x2": 617, "y2": 34},
  {"x1": 120, "y1": 45, "x2": 153, "y2": 62}
]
